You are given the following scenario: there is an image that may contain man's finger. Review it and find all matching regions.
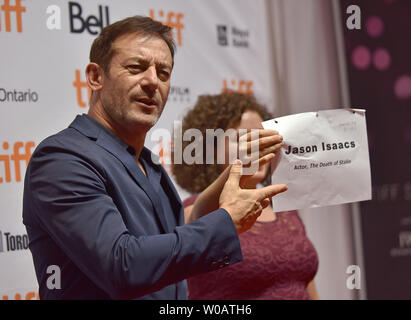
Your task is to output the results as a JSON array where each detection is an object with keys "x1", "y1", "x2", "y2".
[
  {"x1": 240, "y1": 153, "x2": 274, "y2": 178},
  {"x1": 257, "y1": 184, "x2": 288, "y2": 201},
  {"x1": 238, "y1": 129, "x2": 279, "y2": 141},
  {"x1": 258, "y1": 142, "x2": 283, "y2": 157},
  {"x1": 253, "y1": 134, "x2": 283, "y2": 150},
  {"x1": 239, "y1": 134, "x2": 283, "y2": 151},
  {"x1": 226, "y1": 159, "x2": 243, "y2": 187},
  {"x1": 261, "y1": 198, "x2": 271, "y2": 209},
  {"x1": 240, "y1": 141, "x2": 281, "y2": 169}
]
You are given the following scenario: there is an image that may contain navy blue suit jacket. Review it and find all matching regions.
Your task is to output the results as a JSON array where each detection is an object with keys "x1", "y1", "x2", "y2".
[{"x1": 22, "y1": 114, "x2": 242, "y2": 299}]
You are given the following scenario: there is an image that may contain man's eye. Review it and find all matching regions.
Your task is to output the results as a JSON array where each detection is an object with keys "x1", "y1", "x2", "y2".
[
  {"x1": 127, "y1": 65, "x2": 141, "y2": 72},
  {"x1": 158, "y1": 70, "x2": 170, "y2": 80}
]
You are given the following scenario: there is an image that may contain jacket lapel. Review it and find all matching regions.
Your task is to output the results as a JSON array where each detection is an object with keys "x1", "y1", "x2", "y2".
[{"x1": 69, "y1": 114, "x2": 172, "y2": 233}]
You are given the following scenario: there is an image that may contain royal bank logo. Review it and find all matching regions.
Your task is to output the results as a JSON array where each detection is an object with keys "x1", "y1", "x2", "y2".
[
  {"x1": 217, "y1": 25, "x2": 228, "y2": 46},
  {"x1": 217, "y1": 24, "x2": 249, "y2": 48}
]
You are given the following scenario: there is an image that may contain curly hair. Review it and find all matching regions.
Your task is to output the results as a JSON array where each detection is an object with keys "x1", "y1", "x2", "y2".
[{"x1": 171, "y1": 92, "x2": 273, "y2": 194}]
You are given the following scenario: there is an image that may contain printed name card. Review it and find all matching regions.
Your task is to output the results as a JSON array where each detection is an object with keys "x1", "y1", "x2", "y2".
[{"x1": 262, "y1": 108, "x2": 372, "y2": 212}]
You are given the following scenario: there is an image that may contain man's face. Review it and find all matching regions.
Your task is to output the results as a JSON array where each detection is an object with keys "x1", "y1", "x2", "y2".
[{"x1": 99, "y1": 32, "x2": 173, "y2": 133}]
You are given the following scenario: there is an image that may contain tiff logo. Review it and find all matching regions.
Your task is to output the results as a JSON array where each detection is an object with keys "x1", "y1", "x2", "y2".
[
  {"x1": 156, "y1": 138, "x2": 170, "y2": 170},
  {"x1": 2, "y1": 291, "x2": 39, "y2": 300},
  {"x1": 0, "y1": 141, "x2": 35, "y2": 183},
  {"x1": 73, "y1": 69, "x2": 91, "y2": 108},
  {"x1": 0, "y1": 0, "x2": 26, "y2": 32},
  {"x1": 149, "y1": 9, "x2": 184, "y2": 46},
  {"x1": 222, "y1": 79, "x2": 254, "y2": 95}
]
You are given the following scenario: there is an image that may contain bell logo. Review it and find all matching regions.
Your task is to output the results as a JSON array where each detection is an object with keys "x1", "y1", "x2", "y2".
[
  {"x1": 0, "y1": 141, "x2": 35, "y2": 183},
  {"x1": 73, "y1": 69, "x2": 91, "y2": 108},
  {"x1": 68, "y1": 1, "x2": 110, "y2": 35},
  {"x1": 222, "y1": 79, "x2": 254, "y2": 95},
  {"x1": 0, "y1": 0, "x2": 26, "y2": 33},
  {"x1": 149, "y1": 9, "x2": 184, "y2": 46}
]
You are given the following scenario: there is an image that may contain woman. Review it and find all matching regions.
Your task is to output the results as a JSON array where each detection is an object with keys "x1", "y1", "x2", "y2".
[{"x1": 172, "y1": 92, "x2": 319, "y2": 300}]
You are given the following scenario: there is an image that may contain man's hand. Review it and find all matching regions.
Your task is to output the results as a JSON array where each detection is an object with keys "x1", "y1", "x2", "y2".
[
  {"x1": 187, "y1": 129, "x2": 284, "y2": 224},
  {"x1": 219, "y1": 160, "x2": 287, "y2": 234},
  {"x1": 236, "y1": 129, "x2": 283, "y2": 185}
]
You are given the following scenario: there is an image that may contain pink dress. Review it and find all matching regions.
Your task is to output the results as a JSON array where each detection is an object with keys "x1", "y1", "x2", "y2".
[{"x1": 183, "y1": 196, "x2": 319, "y2": 300}]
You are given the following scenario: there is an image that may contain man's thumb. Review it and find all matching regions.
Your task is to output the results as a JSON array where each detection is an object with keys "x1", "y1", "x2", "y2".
[{"x1": 227, "y1": 159, "x2": 242, "y2": 187}]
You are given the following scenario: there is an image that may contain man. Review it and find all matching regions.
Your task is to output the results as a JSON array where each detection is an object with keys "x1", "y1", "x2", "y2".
[{"x1": 22, "y1": 16, "x2": 286, "y2": 300}]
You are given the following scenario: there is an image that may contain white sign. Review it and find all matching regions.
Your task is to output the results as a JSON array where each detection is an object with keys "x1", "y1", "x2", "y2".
[{"x1": 262, "y1": 108, "x2": 372, "y2": 212}]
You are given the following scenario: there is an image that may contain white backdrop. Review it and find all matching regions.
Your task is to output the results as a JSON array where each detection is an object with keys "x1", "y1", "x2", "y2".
[
  {"x1": 0, "y1": 0, "x2": 358, "y2": 300},
  {"x1": 0, "y1": 0, "x2": 277, "y2": 299}
]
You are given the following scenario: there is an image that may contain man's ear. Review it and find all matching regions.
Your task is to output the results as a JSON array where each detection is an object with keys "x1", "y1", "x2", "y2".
[{"x1": 85, "y1": 63, "x2": 104, "y2": 92}]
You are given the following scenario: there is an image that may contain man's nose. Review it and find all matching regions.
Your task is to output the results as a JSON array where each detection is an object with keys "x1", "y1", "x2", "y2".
[{"x1": 140, "y1": 66, "x2": 159, "y2": 92}]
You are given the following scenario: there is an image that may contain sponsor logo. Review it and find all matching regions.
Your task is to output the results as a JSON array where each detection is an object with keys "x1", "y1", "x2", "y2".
[
  {"x1": 2, "y1": 290, "x2": 39, "y2": 300},
  {"x1": 217, "y1": 24, "x2": 250, "y2": 48},
  {"x1": 73, "y1": 69, "x2": 91, "y2": 108},
  {"x1": 68, "y1": 1, "x2": 110, "y2": 35},
  {"x1": 371, "y1": 182, "x2": 411, "y2": 202},
  {"x1": 0, "y1": 0, "x2": 26, "y2": 33},
  {"x1": 0, "y1": 230, "x2": 29, "y2": 252},
  {"x1": 390, "y1": 230, "x2": 411, "y2": 257},
  {"x1": 399, "y1": 231, "x2": 411, "y2": 248},
  {"x1": 217, "y1": 25, "x2": 228, "y2": 46},
  {"x1": 222, "y1": 79, "x2": 254, "y2": 95},
  {"x1": 155, "y1": 137, "x2": 171, "y2": 171},
  {"x1": 0, "y1": 87, "x2": 38, "y2": 103},
  {"x1": 0, "y1": 141, "x2": 35, "y2": 183},
  {"x1": 149, "y1": 9, "x2": 184, "y2": 46},
  {"x1": 169, "y1": 86, "x2": 190, "y2": 103}
]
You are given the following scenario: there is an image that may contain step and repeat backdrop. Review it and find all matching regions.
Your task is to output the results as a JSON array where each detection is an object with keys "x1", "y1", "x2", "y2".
[
  {"x1": 340, "y1": 0, "x2": 411, "y2": 299},
  {"x1": 0, "y1": 0, "x2": 277, "y2": 299}
]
